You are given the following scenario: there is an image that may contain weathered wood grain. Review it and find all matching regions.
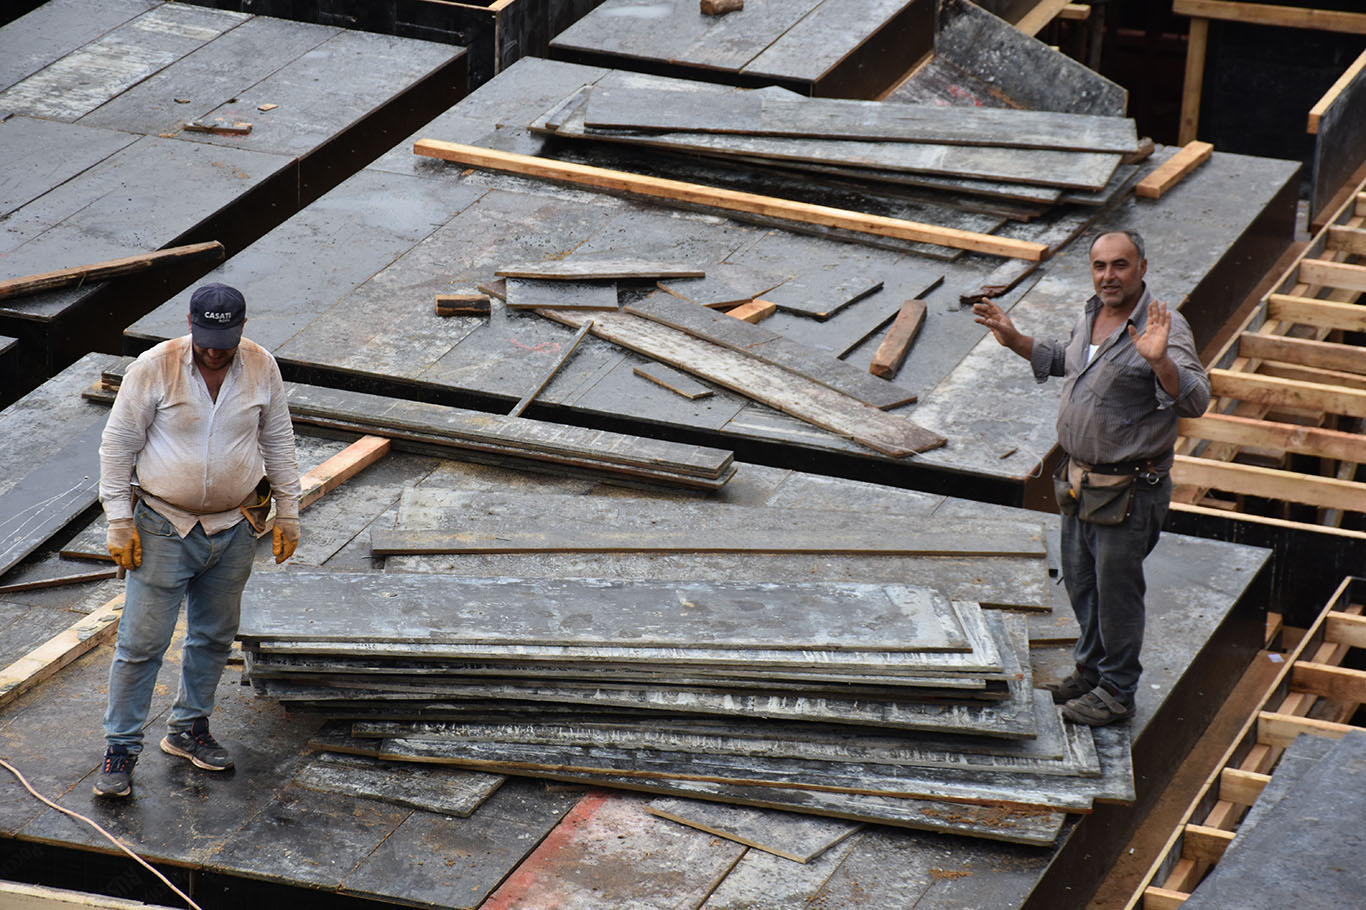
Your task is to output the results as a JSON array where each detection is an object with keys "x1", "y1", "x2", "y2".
[
  {"x1": 646, "y1": 797, "x2": 861, "y2": 863},
  {"x1": 504, "y1": 278, "x2": 619, "y2": 311}
]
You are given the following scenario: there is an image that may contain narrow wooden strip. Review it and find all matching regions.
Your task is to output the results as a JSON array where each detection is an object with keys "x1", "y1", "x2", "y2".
[
  {"x1": 632, "y1": 363, "x2": 714, "y2": 400},
  {"x1": 540, "y1": 308, "x2": 945, "y2": 456},
  {"x1": 1324, "y1": 612, "x2": 1366, "y2": 649},
  {"x1": 496, "y1": 259, "x2": 704, "y2": 280},
  {"x1": 1237, "y1": 331, "x2": 1366, "y2": 375},
  {"x1": 1016, "y1": 0, "x2": 1074, "y2": 35},
  {"x1": 869, "y1": 300, "x2": 927, "y2": 379},
  {"x1": 1179, "y1": 18, "x2": 1209, "y2": 145},
  {"x1": 1267, "y1": 293, "x2": 1366, "y2": 333},
  {"x1": 1259, "y1": 360, "x2": 1366, "y2": 392},
  {"x1": 1325, "y1": 224, "x2": 1366, "y2": 256},
  {"x1": 435, "y1": 294, "x2": 491, "y2": 317},
  {"x1": 412, "y1": 140, "x2": 1049, "y2": 261},
  {"x1": 1208, "y1": 368, "x2": 1366, "y2": 418},
  {"x1": 0, "y1": 241, "x2": 224, "y2": 301},
  {"x1": 1141, "y1": 885, "x2": 1190, "y2": 909},
  {"x1": 1299, "y1": 258, "x2": 1366, "y2": 293},
  {"x1": 1172, "y1": 454, "x2": 1366, "y2": 512},
  {"x1": 1178, "y1": 413, "x2": 1366, "y2": 463},
  {"x1": 0, "y1": 569, "x2": 119, "y2": 595},
  {"x1": 727, "y1": 300, "x2": 776, "y2": 323},
  {"x1": 299, "y1": 435, "x2": 391, "y2": 509},
  {"x1": 0, "y1": 595, "x2": 124, "y2": 709},
  {"x1": 1217, "y1": 767, "x2": 1269, "y2": 806},
  {"x1": 1180, "y1": 824, "x2": 1234, "y2": 865},
  {"x1": 1172, "y1": 0, "x2": 1366, "y2": 34},
  {"x1": 508, "y1": 320, "x2": 594, "y2": 418},
  {"x1": 1135, "y1": 141, "x2": 1213, "y2": 199},
  {"x1": 1256, "y1": 710, "x2": 1356, "y2": 749},
  {"x1": 1290, "y1": 660, "x2": 1366, "y2": 703}
]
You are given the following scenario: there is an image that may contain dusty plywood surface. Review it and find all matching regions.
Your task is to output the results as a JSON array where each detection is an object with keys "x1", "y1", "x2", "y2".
[
  {"x1": 646, "y1": 797, "x2": 861, "y2": 862},
  {"x1": 293, "y1": 752, "x2": 505, "y2": 817},
  {"x1": 0, "y1": 0, "x2": 159, "y2": 93}
]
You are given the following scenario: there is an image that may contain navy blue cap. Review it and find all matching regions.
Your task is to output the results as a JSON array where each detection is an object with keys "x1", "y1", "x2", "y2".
[{"x1": 189, "y1": 283, "x2": 245, "y2": 349}]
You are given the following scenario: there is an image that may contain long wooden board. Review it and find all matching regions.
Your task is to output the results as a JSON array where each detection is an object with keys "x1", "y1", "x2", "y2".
[
  {"x1": 412, "y1": 139, "x2": 1050, "y2": 262},
  {"x1": 237, "y1": 572, "x2": 972, "y2": 653},
  {"x1": 534, "y1": 308, "x2": 947, "y2": 456},
  {"x1": 0, "y1": 241, "x2": 224, "y2": 301}
]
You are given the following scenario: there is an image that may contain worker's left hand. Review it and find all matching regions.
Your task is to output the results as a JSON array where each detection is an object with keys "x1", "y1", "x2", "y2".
[{"x1": 273, "y1": 517, "x2": 300, "y2": 564}]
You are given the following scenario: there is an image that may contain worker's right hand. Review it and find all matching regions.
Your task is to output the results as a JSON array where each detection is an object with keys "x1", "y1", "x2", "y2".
[{"x1": 106, "y1": 518, "x2": 142, "y2": 571}]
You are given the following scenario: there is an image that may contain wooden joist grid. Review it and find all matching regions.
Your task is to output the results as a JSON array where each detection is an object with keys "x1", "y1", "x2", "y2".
[
  {"x1": 1125, "y1": 576, "x2": 1366, "y2": 909},
  {"x1": 1171, "y1": 177, "x2": 1366, "y2": 536}
]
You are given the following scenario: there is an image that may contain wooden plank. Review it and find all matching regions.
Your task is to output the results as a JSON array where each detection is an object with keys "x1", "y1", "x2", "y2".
[
  {"x1": 631, "y1": 363, "x2": 714, "y2": 400},
  {"x1": 412, "y1": 140, "x2": 1050, "y2": 261},
  {"x1": 238, "y1": 571, "x2": 976, "y2": 653},
  {"x1": 1180, "y1": 824, "x2": 1234, "y2": 865},
  {"x1": 1208, "y1": 368, "x2": 1366, "y2": 418},
  {"x1": 537, "y1": 308, "x2": 946, "y2": 456},
  {"x1": 1325, "y1": 612, "x2": 1366, "y2": 649},
  {"x1": 581, "y1": 84, "x2": 1138, "y2": 153},
  {"x1": 1171, "y1": 0, "x2": 1366, "y2": 34},
  {"x1": 1217, "y1": 767, "x2": 1269, "y2": 806},
  {"x1": 1135, "y1": 141, "x2": 1214, "y2": 199},
  {"x1": 1172, "y1": 455, "x2": 1366, "y2": 512},
  {"x1": 508, "y1": 319, "x2": 594, "y2": 417},
  {"x1": 1310, "y1": 52, "x2": 1366, "y2": 224},
  {"x1": 658, "y1": 264, "x2": 789, "y2": 307},
  {"x1": 1179, "y1": 17, "x2": 1209, "y2": 145},
  {"x1": 435, "y1": 293, "x2": 491, "y2": 316},
  {"x1": 1255, "y1": 710, "x2": 1355, "y2": 749},
  {"x1": 504, "y1": 279, "x2": 619, "y2": 311},
  {"x1": 1325, "y1": 225, "x2": 1366, "y2": 256},
  {"x1": 293, "y1": 751, "x2": 504, "y2": 817},
  {"x1": 0, "y1": 569, "x2": 118, "y2": 595},
  {"x1": 1236, "y1": 331, "x2": 1366, "y2": 375},
  {"x1": 299, "y1": 435, "x2": 390, "y2": 509},
  {"x1": 869, "y1": 299, "x2": 926, "y2": 379},
  {"x1": 1267, "y1": 293, "x2": 1366, "y2": 333},
  {"x1": 726, "y1": 300, "x2": 776, "y2": 323},
  {"x1": 1177, "y1": 413, "x2": 1366, "y2": 463},
  {"x1": 0, "y1": 594, "x2": 124, "y2": 709},
  {"x1": 623, "y1": 291, "x2": 918, "y2": 410},
  {"x1": 0, "y1": 880, "x2": 173, "y2": 910},
  {"x1": 1298, "y1": 258, "x2": 1366, "y2": 293},
  {"x1": 0, "y1": 241, "x2": 223, "y2": 301},
  {"x1": 1290, "y1": 660, "x2": 1366, "y2": 704},
  {"x1": 1142, "y1": 885, "x2": 1190, "y2": 910},
  {"x1": 1016, "y1": 0, "x2": 1077, "y2": 35},
  {"x1": 495, "y1": 259, "x2": 705, "y2": 280}
]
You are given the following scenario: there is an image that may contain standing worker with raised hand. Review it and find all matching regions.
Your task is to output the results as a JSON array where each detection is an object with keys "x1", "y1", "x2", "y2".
[
  {"x1": 95, "y1": 283, "x2": 301, "y2": 798},
  {"x1": 973, "y1": 230, "x2": 1210, "y2": 726}
]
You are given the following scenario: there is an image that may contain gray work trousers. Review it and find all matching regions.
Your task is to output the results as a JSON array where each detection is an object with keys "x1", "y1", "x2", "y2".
[{"x1": 1060, "y1": 474, "x2": 1171, "y2": 705}]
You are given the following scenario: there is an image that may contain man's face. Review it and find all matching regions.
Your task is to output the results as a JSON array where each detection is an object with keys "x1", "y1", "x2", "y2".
[
  {"x1": 192, "y1": 342, "x2": 237, "y2": 372},
  {"x1": 1090, "y1": 233, "x2": 1146, "y2": 310}
]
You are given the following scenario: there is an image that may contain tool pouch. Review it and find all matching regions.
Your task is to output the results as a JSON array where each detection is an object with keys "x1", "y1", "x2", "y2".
[
  {"x1": 1052, "y1": 457, "x2": 1078, "y2": 518},
  {"x1": 1065, "y1": 458, "x2": 1136, "y2": 526},
  {"x1": 239, "y1": 476, "x2": 276, "y2": 537}
]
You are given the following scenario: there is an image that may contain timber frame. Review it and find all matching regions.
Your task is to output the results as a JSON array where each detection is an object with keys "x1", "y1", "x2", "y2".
[{"x1": 1124, "y1": 575, "x2": 1366, "y2": 909}]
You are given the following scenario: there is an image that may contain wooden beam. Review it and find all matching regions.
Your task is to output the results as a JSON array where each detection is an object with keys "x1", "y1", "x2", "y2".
[
  {"x1": 1179, "y1": 17, "x2": 1210, "y2": 145},
  {"x1": 1142, "y1": 885, "x2": 1190, "y2": 910},
  {"x1": 1135, "y1": 141, "x2": 1214, "y2": 199},
  {"x1": 1256, "y1": 710, "x2": 1356, "y2": 749},
  {"x1": 1237, "y1": 331, "x2": 1366, "y2": 375},
  {"x1": 1299, "y1": 258, "x2": 1366, "y2": 293},
  {"x1": 1173, "y1": 0, "x2": 1366, "y2": 35},
  {"x1": 1290, "y1": 660, "x2": 1366, "y2": 703},
  {"x1": 1325, "y1": 224, "x2": 1366, "y2": 256},
  {"x1": 1218, "y1": 767, "x2": 1269, "y2": 806},
  {"x1": 1209, "y1": 368, "x2": 1366, "y2": 418},
  {"x1": 299, "y1": 435, "x2": 391, "y2": 508},
  {"x1": 1267, "y1": 293, "x2": 1366, "y2": 333},
  {"x1": 435, "y1": 294, "x2": 491, "y2": 317},
  {"x1": 412, "y1": 140, "x2": 1049, "y2": 262},
  {"x1": 1172, "y1": 454, "x2": 1366, "y2": 512},
  {"x1": 1059, "y1": 3, "x2": 1091, "y2": 21},
  {"x1": 726, "y1": 300, "x2": 776, "y2": 324},
  {"x1": 869, "y1": 299, "x2": 927, "y2": 379},
  {"x1": 1325, "y1": 611, "x2": 1366, "y2": 649},
  {"x1": 0, "y1": 241, "x2": 224, "y2": 301},
  {"x1": 1180, "y1": 824, "x2": 1235, "y2": 865},
  {"x1": 1015, "y1": 0, "x2": 1074, "y2": 35},
  {"x1": 1179, "y1": 413, "x2": 1366, "y2": 463},
  {"x1": 1259, "y1": 360, "x2": 1366, "y2": 393}
]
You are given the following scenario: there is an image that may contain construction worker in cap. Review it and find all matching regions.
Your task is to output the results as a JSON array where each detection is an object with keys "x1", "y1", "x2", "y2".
[{"x1": 94, "y1": 282, "x2": 301, "y2": 797}]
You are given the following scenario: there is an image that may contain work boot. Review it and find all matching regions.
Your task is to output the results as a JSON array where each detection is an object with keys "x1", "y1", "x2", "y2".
[
  {"x1": 160, "y1": 718, "x2": 234, "y2": 771},
  {"x1": 93, "y1": 747, "x2": 137, "y2": 798},
  {"x1": 1062, "y1": 685, "x2": 1134, "y2": 726},
  {"x1": 1043, "y1": 669, "x2": 1095, "y2": 705}
]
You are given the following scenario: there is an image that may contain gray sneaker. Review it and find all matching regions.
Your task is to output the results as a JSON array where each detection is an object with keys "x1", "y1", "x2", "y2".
[
  {"x1": 1043, "y1": 670, "x2": 1095, "y2": 705},
  {"x1": 1062, "y1": 686, "x2": 1134, "y2": 726},
  {"x1": 93, "y1": 747, "x2": 136, "y2": 798},
  {"x1": 160, "y1": 718, "x2": 233, "y2": 771}
]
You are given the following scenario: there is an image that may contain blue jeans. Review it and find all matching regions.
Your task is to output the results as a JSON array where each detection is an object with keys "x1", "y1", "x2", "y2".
[
  {"x1": 104, "y1": 501, "x2": 256, "y2": 754},
  {"x1": 1060, "y1": 475, "x2": 1171, "y2": 705}
]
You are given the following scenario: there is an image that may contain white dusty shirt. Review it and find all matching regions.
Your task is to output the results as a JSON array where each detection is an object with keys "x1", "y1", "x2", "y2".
[{"x1": 99, "y1": 335, "x2": 301, "y2": 537}]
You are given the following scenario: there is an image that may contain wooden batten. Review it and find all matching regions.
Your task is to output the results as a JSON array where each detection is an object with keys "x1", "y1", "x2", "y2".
[
  {"x1": 1172, "y1": 454, "x2": 1366, "y2": 512},
  {"x1": 1208, "y1": 369, "x2": 1366, "y2": 418},
  {"x1": 1178, "y1": 413, "x2": 1366, "y2": 463},
  {"x1": 1236, "y1": 331, "x2": 1366, "y2": 375},
  {"x1": 1298, "y1": 258, "x2": 1366, "y2": 293},
  {"x1": 1266, "y1": 293, "x2": 1366, "y2": 333},
  {"x1": 1135, "y1": 141, "x2": 1213, "y2": 199}
]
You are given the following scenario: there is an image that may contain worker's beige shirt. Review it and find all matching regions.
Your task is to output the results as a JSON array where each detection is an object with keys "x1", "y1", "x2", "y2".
[{"x1": 99, "y1": 335, "x2": 300, "y2": 537}]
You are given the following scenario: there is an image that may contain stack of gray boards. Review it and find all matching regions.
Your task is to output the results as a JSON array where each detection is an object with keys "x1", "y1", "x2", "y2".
[
  {"x1": 236, "y1": 571, "x2": 1134, "y2": 845},
  {"x1": 1182, "y1": 730, "x2": 1366, "y2": 910},
  {"x1": 549, "y1": 0, "x2": 933, "y2": 99},
  {"x1": 0, "y1": 0, "x2": 465, "y2": 381}
]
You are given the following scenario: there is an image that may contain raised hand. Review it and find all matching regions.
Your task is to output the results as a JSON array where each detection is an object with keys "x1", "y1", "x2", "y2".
[{"x1": 1128, "y1": 299, "x2": 1171, "y2": 365}]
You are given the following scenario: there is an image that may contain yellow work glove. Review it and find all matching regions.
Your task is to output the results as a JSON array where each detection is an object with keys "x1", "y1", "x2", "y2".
[
  {"x1": 273, "y1": 517, "x2": 300, "y2": 564},
  {"x1": 106, "y1": 518, "x2": 142, "y2": 571}
]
